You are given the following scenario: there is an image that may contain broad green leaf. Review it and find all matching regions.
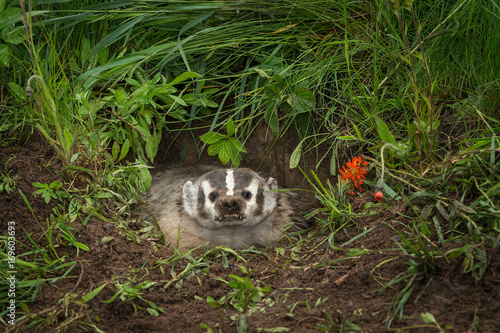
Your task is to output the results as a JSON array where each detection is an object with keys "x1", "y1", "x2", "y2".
[
  {"x1": 375, "y1": 117, "x2": 397, "y2": 145},
  {"x1": 118, "y1": 139, "x2": 130, "y2": 162},
  {"x1": 145, "y1": 127, "x2": 161, "y2": 163},
  {"x1": 287, "y1": 88, "x2": 316, "y2": 113},
  {"x1": 218, "y1": 141, "x2": 231, "y2": 165},
  {"x1": 98, "y1": 47, "x2": 109, "y2": 66},
  {"x1": 147, "y1": 308, "x2": 160, "y2": 316},
  {"x1": 81, "y1": 37, "x2": 91, "y2": 65},
  {"x1": 137, "y1": 168, "x2": 152, "y2": 194},
  {"x1": 207, "y1": 296, "x2": 219, "y2": 308},
  {"x1": 101, "y1": 237, "x2": 114, "y2": 244},
  {"x1": 207, "y1": 140, "x2": 224, "y2": 156},
  {"x1": 226, "y1": 118, "x2": 235, "y2": 136},
  {"x1": 227, "y1": 137, "x2": 246, "y2": 154},
  {"x1": 421, "y1": 312, "x2": 437, "y2": 324},
  {"x1": 168, "y1": 71, "x2": 202, "y2": 86},
  {"x1": 0, "y1": 43, "x2": 11, "y2": 67},
  {"x1": 114, "y1": 87, "x2": 128, "y2": 104},
  {"x1": 70, "y1": 153, "x2": 80, "y2": 163},
  {"x1": 289, "y1": 141, "x2": 303, "y2": 169},
  {"x1": 200, "y1": 131, "x2": 226, "y2": 145},
  {"x1": 63, "y1": 127, "x2": 74, "y2": 152},
  {"x1": 264, "y1": 98, "x2": 280, "y2": 135},
  {"x1": 168, "y1": 94, "x2": 188, "y2": 107},
  {"x1": 112, "y1": 141, "x2": 120, "y2": 160},
  {"x1": 7, "y1": 81, "x2": 25, "y2": 100},
  {"x1": 231, "y1": 151, "x2": 241, "y2": 167},
  {"x1": 3, "y1": 26, "x2": 24, "y2": 45}
]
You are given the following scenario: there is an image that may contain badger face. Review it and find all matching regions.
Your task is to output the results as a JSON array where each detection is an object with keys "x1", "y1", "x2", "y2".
[{"x1": 182, "y1": 168, "x2": 278, "y2": 229}]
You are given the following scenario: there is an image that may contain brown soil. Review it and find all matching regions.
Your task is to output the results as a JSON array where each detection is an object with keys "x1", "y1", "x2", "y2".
[{"x1": 1, "y1": 131, "x2": 499, "y2": 333}]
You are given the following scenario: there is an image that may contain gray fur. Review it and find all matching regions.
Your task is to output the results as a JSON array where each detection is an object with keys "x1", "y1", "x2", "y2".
[{"x1": 142, "y1": 166, "x2": 305, "y2": 252}]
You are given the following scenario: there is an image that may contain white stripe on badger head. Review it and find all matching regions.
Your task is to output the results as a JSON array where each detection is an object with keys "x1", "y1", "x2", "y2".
[{"x1": 226, "y1": 169, "x2": 235, "y2": 196}]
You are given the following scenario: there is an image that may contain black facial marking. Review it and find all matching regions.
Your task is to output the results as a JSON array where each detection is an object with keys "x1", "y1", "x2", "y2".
[
  {"x1": 254, "y1": 186, "x2": 264, "y2": 216},
  {"x1": 206, "y1": 170, "x2": 227, "y2": 190},
  {"x1": 197, "y1": 186, "x2": 208, "y2": 219},
  {"x1": 233, "y1": 169, "x2": 255, "y2": 190}
]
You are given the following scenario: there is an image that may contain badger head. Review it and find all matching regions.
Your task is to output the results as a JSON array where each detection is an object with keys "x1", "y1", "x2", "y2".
[{"x1": 182, "y1": 168, "x2": 278, "y2": 229}]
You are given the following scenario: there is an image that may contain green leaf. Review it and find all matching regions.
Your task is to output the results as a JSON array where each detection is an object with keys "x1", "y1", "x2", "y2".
[
  {"x1": 75, "y1": 55, "x2": 146, "y2": 87},
  {"x1": 101, "y1": 237, "x2": 114, "y2": 244},
  {"x1": 337, "y1": 135, "x2": 356, "y2": 141},
  {"x1": 227, "y1": 137, "x2": 246, "y2": 154},
  {"x1": 7, "y1": 81, "x2": 25, "y2": 100},
  {"x1": 0, "y1": 43, "x2": 11, "y2": 67},
  {"x1": 80, "y1": 283, "x2": 108, "y2": 303},
  {"x1": 207, "y1": 296, "x2": 219, "y2": 308},
  {"x1": 168, "y1": 71, "x2": 202, "y2": 86},
  {"x1": 137, "y1": 168, "x2": 152, "y2": 194},
  {"x1": 70, "y1": 153, "x2": 80, "y2": 163},
  {"x1": 287, "y1": 88, "x2": 316, "y2": 113},
  {"x1": 352, "y1": 122, "x2": 363, "y2": 140},
  {"x1": 226, "y1": 118, "x2": 235, "y2": 136},
  {"x1": 147, "y1": 308, "x2": 160, "y2": 316},
  {"x1": 3, "y1": 26, "x2": 25, "y2": 45},
  {"x1": 89, "y1": 14, "x2": 147, "y2": 59},
  {"x1": 112, "y1": 141, "x2": 120, "y2": 161},
  {"x1": 289, "y1": 141, "x2": 303, "y2": 169},
  {"x1": 421, "y1": 312, "x2": 437, "y2": 324},
  {"x1": 200, "y1": 131, "x2": 226, "y2": 145},
  {"x1": 146, "y1": 127, "x2": 161, "y2": 164},
  {"x1": 118, "y1": 139, "x2": 130, "y2": 162},
  {"x1": 63, "y1": 127, "x2": 74, "y2": 153},
  {"x1": 207, "y1": 140, "x2": 224, "y2": 156},
  {"x1": 264, "y1": 98, "x2": 279, "y2": 135},
  {"x1": 218, "y1": 141, "x2": 231, "y2": 165},
  {"x1": 375, "y1": 117, "x2": 397, "y2": 145},
  {"x1": 32, "y1": 182, "x2": 46, "y2": 189},
  {"x1": 81, "y1": 37, "x2": 91, "y2": 65}
]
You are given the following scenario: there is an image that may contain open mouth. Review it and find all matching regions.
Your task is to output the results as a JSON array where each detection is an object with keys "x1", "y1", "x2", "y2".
[{"x1": 219, "y1": 213, "x2": 243, "y2": 221}]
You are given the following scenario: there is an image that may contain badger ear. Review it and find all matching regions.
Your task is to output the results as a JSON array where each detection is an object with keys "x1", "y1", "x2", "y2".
[
  {"x1": 266, "y1": 177, "x2": 278, "y2": 191},
  {"x1": 263, "y1": 177, "x2": 278, "y2": 214},
  {"x1": 182, "y1": 181, "x2": 198, "y2": 217}
]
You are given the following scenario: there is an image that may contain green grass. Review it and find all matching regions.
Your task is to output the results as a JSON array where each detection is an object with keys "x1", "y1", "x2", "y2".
[{"x1": 1, "y1": 0, "x2": 499, "y2": 330}]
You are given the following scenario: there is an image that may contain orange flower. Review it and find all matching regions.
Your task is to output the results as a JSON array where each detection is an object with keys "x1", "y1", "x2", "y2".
[
  {"x1": 374, "y1": 191, "x2": 383, "y2": 201},
  {"x1": 339, "y1": 156, "x2": 368, "y2": 193}
]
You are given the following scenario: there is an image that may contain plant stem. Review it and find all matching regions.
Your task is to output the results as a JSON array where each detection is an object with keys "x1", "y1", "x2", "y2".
[
  {"x1": 410, "y1": 6, "x2": 433, "y2": 151},
  {"x1": 377, "y1": 142, "x2": 398, "y2": 188},
  {"x1": 396, "y1": 9, "x2": 420, "y2": 127}
]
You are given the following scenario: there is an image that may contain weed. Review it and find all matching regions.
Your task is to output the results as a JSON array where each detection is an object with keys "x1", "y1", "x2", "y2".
[
  {"x1": 208, "y1": 266, "x2": 270, "y2": 333},
  {"x1": 0, "y1": 155, "x2": 17, "y2": 194},
  {"x1": 32, "y1": 181, "x2": 68, "y2": 204},
  {"x1": 104, "y1": 277, "x2": 163, "y2": 316}
]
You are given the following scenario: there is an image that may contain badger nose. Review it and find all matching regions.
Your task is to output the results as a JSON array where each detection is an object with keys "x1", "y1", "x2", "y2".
[{"x1": 220, "y1": 197, "x2": 239, "y2": 209}]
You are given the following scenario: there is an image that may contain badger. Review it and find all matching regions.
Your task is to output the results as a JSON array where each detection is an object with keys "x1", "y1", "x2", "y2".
[{"x1": 142, "y1": 166, "x2": 305, "y2": 252}]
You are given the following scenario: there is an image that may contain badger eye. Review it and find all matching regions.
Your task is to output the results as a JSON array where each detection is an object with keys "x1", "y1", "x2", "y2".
[
  {"x1": 242, "y1": 191, "x2": 252, "y2": 200},
  {"x1": 208, "y1": 192, "x2": 219, "y2": 202}
]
